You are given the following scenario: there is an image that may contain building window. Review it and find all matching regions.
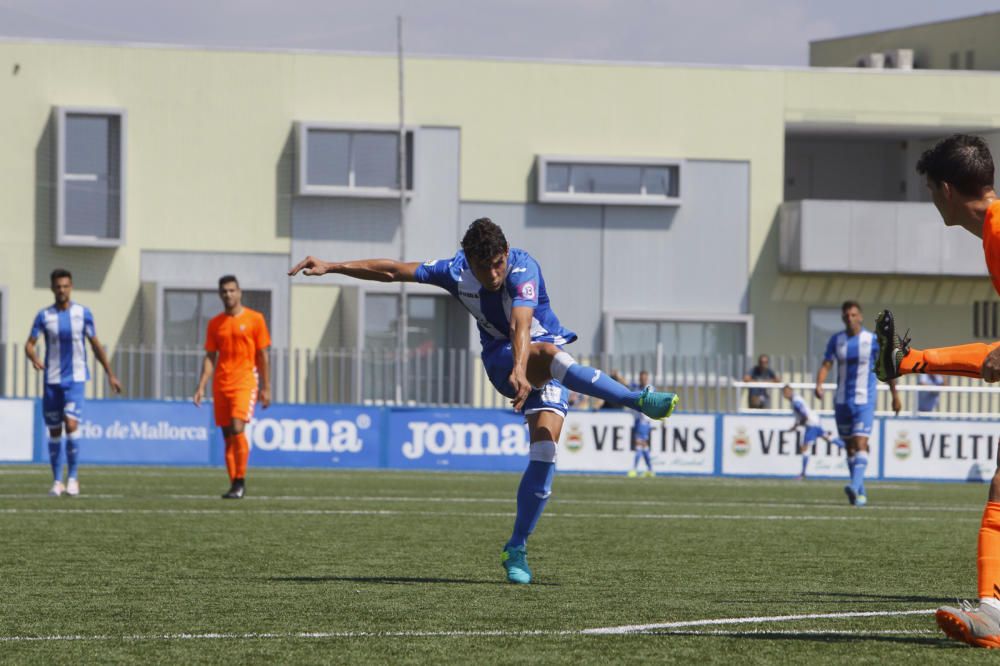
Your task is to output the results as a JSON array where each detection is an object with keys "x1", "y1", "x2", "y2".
[
  {"x1": 55, "y1": 107, "x2": 126, "y2": 247},
  {"x1": 362, "y1": 293, "x2": 467, "y2": 402},
  {"x1": 966, "y1": 50, "x2": 976, "y2": 70},
  {"x1": 808, "y1": 308, "x2": 843, "y2": 363},
  {"x1": 297, "y1": 123, "x2": 414, "y2": 197},
  {"x1": 162, "y1": 289, "x2": 272, "y2": 347},
  {"x1": 537, "y1": 156, "x2": 681, "y2": 206},
  {"x1": 610, "y1": 315, "x2": 749, "y2": 358},
  {"x1": 949, "y1": 52, "x2": 960, "y2": 69}
]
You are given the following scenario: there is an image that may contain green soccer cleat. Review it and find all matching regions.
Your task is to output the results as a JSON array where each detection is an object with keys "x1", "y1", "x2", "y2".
[
  {"x1": 874, "y1": 310, "x2": 911, "y2": 382},
  {"x1": 637, "y1": 388, "x2": 679, "y2": 420},
  {"x1": 502, "y1": 545, "x2": 532, "y2": 584},
  {"x1": 855, "y1": 494, "x2": 868, "y2": 508}
]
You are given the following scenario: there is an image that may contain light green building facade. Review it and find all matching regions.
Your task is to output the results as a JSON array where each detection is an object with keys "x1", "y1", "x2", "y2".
[{"x1": 2, "y1": 39, "x2": 1000, "y2": 401}]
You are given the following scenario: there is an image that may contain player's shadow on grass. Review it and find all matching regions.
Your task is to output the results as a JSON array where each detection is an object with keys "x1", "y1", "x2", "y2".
[
  {"x1": 268, "y1": 575, "x2": 560, "y2": 587},
  {"x1": 811, "y1": 592, "x2": 950, "y2": 604}
]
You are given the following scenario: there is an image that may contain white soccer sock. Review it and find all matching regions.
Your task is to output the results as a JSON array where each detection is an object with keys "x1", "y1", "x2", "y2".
[{"x1": 549, "y1": 351, "x2": 576, "y2": 383}]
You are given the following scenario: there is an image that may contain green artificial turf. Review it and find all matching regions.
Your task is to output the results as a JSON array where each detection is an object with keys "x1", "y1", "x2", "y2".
[{"x1": 0, "y1": 466, "x2": 994, "y2": 663}]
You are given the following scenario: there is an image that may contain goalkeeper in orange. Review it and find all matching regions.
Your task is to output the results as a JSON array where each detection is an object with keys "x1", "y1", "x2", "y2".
[
  {"x1": 875, "y1": 134, "x2": 1000, "y2": 648},
  {"x1": 193, "y1": 275, "x2": 271, "y2": 499}
]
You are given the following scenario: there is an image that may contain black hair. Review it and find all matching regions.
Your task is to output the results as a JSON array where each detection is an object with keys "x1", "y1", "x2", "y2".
[
  {"x1": 916, "y1": 134, "x2": 995, "y2": 197},
  {"x1": 50, "y1": 268, "x2": 72, "y2": 284},
  {"x1": 218, "y1": 275, "x2": 239, "y2": 289},
  {"x1": 842, "y1": 300, "x2": 861, "y2": 313},
  {"x1": 461, "y1": 218, "x2": 508, "y2": 264}
]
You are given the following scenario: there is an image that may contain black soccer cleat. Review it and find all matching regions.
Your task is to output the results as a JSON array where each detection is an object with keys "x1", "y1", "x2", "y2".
[
  {"x1": 874, "y1": 310, "x2": 911, "y2": 382},
  {"x1": 222, "y1": 479, "x2": 245, "y2": 500}
]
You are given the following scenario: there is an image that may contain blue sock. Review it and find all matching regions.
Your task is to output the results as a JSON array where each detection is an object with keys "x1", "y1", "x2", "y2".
[
  {"x1": 66, "y1": 432, "x2": 80, "y2": 480},
  {"x1": 846, "y1": 454, "x2": 856, "y2": 477},
  {"x1": 800, "y1": 455, "x2": 809, "y2": 477},
  {"x1": 632, "y1": 451, "x2": 642, "y2": 470},
  {"x1": 551, "y1": 353, "x2": 639, "y2": 409},
  {"x1": 642, "y1": 450, "x2": 652, "y2": 470},
  {"x1": 506, "y1": 444, "x2": 556, "y2": 549},
  {"x1": 48, "y1": 436, "x2": 62, "y2": 481},
  {"x1": 851, "y1": 451, "x2": 868, "y2": 495}
]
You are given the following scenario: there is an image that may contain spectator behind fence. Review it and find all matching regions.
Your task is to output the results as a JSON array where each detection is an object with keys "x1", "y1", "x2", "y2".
[
  {"x1": 743, "y1": 354, "x2": 780, "y2": 409},
  {"x1": 917, "y1": 373, "x2": 947, "y2": 413}
]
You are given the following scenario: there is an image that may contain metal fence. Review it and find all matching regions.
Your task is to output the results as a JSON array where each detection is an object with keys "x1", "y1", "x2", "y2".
[{"x1": 2, "y1": 343, "x2": 1000, "y2": 416}]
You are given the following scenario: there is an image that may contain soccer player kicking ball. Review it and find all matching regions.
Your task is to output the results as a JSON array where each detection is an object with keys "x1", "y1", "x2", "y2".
[
  {"x1": 25, "y1": 269, "x2": 123, "y2": 497},
  {"x1": 289, "y1": 218, "x2": 679, "y2": 584},
  {"x1": 193, "y1": 276, "x2": 271, "y2": 499},
  {"x1": 781, "y1": 385, "x2": 843, "y2": 480},
  {"x1": 874, "y1": 135, "x2": 1000, "y2": 648}
]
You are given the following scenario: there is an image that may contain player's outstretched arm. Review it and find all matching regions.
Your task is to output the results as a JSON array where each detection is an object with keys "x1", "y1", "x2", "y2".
[
  {"x1": 24, "y1": 335, "x2": 44, "y2": 371},
  {"x1": 289, "y1": 256, "x2": 422, "y2": 283},
  {"x1": 88, "y1": 335, "x2": 123, "y2": 394}
]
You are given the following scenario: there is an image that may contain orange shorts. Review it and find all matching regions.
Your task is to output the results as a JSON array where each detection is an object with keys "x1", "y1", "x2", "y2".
[{"x1": 213, "y1": 386, "x2": 257, "y2": 427}]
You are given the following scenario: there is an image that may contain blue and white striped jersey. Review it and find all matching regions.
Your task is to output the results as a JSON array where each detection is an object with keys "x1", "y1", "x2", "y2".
[
  {"x1": 415, "y1": 248, "x2": 577, "y2": 351},
  {"x1": 823, "y1": 328, "x2": 879, "y2": 407},
  {"x1": 29, "y1": 302, "x2": 95, "y2": 386},
  {"x1": 790, "y1": 394, "x2": 821, "y2": 428}
]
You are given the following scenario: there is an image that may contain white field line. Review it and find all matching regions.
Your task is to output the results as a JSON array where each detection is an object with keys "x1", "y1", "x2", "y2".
[
  {"x1": 579, "y1": 609, "x2": 935, "y2": 635},
  {"x1": 0, "y1": 609, "x2": 936, "y2": 643},
  {"x1": 0, "y1": 507, "x2": 976, "y2": 522},
  {"x1": 161, "y1": 494, "x2": 981, "y2": 514}
]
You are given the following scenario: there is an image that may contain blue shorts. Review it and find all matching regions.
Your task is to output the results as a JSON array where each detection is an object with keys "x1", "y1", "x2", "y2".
[
  {"x1": 803, "y1": 425, "x2": 824, "y2": 445},
  {"x1": 634, "y1": 422, "x2": 652, "y2": 442},
  {"x1": 834, "y1": 403, "x2": 874, "y2": 438},
  {"x1": 43, "y1": 382, "x2": 86, "y2": 427},
  {"x1": 482, "y1": 342, "x2": 569, "y2": 417}
]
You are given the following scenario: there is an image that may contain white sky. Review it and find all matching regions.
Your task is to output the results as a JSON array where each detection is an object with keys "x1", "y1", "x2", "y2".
[{"x1": 0, "y1": 0, "x2": 998, "y2": 66}]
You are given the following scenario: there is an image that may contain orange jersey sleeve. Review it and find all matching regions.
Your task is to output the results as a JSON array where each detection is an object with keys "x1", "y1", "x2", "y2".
[
  {"x1": 205, "y1": 317, "x2": 219, "y2": 353},
  {"x1": 253, "y1": 311, "x2": 272, "y2": 351},
  {"x1": 983, "y1": 200, "x2": 1000, "y2": 298}
]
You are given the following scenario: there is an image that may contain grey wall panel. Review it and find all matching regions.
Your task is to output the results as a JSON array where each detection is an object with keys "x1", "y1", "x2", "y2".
[
  {"x1": 459, "y1": 202, "x2": 605, "y2": 353},
  {"x1": 601, "y1": 160, "x2": 749, "y2": 315},
  {"x1": 781, "y1": 200, "x2": 986, "y2": 276},
  {"x1": 849, "y1": 202, "x2": 897, "y2": 272},
  {"x1": 290, "y1": 127, "x2": 461, "y2": 284}
]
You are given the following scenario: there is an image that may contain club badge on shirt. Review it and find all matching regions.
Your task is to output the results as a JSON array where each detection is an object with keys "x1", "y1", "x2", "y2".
[{"x1": 518, "y1": 281, "x2": 537, "y2": 301}]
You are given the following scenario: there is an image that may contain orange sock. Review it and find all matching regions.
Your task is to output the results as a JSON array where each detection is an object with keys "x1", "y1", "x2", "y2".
[
  {"x1": 233, "y1": 432, "x2": 249, "y2": 480},
  {"x1": 979, "y1": 502, "x2": 1000, "y2": 601},
  {"x1": 898, "y1": 342, "x2": 1000, "y2": 379},
  {"x1": 224, "y1": 435, "x2": 237, "y2": 482}
]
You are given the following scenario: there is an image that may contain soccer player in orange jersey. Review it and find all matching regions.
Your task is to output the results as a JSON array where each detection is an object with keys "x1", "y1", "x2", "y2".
[
  {"x1": 193, "y1": 275, "x2": 271, "y2": 499},
  {"x1": 874, "y1": 134, "x2": 1000, "y2": 647}
]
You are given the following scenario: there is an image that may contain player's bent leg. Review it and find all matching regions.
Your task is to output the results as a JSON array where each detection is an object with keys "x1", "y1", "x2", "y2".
[
  {"x1": 876, "y1": 309, "x2": 993, "y2": 380},
  {"x1": 546, "y1": 349, "x2": 678, "y2": 418}
]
